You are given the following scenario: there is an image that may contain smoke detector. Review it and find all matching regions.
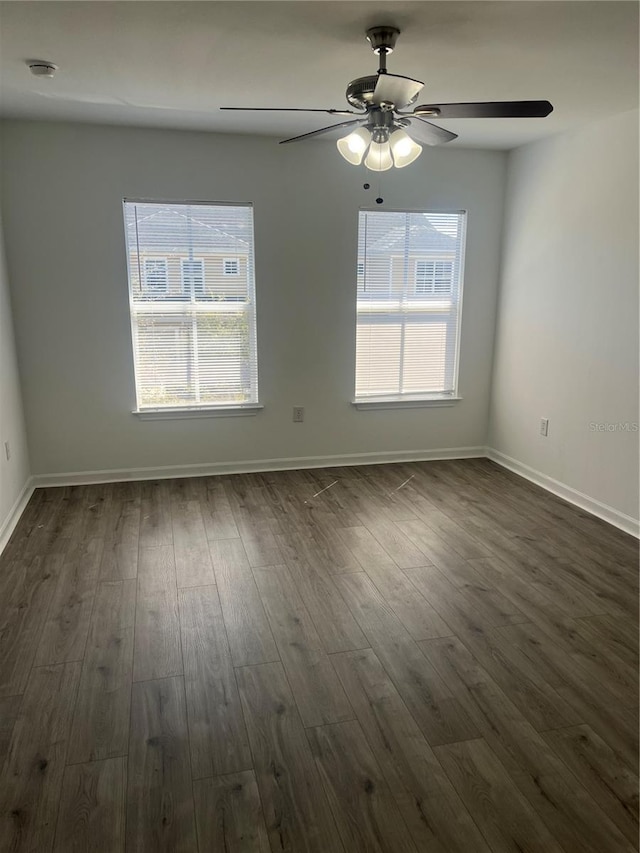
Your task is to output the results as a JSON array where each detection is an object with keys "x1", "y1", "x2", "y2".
[{"x1": 28, "y1": 61, "x2": 58, "y2": 78}]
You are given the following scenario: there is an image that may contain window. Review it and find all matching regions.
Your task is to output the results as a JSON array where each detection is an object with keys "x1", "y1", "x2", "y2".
[
  {"x1": 223, "y1": 257, "x2": 240, "y2": 276},
  {"x1": 181, "y1": 258, "x2": 205, "y2": 297},
  {"x1": 415, "y1": 260, "x2": 454, "y2": 295},
  {"x1": 143, "y1": 258, "x2": 168, "y2": 294},
  {"x1": 355, "y1": 210, "x2": 466, "y2": 404},
  {"x1": 123, "y1": 201, "x2": 258, "y2": 412}
]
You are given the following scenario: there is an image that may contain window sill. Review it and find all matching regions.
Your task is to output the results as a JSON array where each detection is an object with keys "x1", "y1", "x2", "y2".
[
  {"x1": 352, "y1": 396, "x2": 462, "y2": 411},
  {"x1": 133, "y1": 404, "x2": 264, "y2": 420}
]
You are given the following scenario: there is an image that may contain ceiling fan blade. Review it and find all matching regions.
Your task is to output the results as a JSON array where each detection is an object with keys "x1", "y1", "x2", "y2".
[
  {"x1": 412, "y1": 100, "x2": 553, "y2": 119},
  {"x1": 279, "y1": 118, "x2": 367, "y2": 145},
  {"x1": 405, "y1": 118, "x2": 458, "y2": 146},
  {"x1": 373, "y1": 74, "x2": 424, "y2": 109},
  {"x1": 221, "y1": 107, "x2": 358, "y2": 117}
]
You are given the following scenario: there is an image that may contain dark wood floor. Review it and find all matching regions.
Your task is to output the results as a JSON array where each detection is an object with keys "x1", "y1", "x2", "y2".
[{"x1": 0, "y1": 458, "x2": 637, "y2": 852}]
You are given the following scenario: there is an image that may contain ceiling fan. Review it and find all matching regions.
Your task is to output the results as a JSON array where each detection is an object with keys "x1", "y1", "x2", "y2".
[{"x1": 221, "y1": 26, "x2": 553, "y2": 171}]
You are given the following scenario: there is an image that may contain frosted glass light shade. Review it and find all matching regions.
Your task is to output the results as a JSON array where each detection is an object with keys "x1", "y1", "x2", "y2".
[
  {"x1": 364, "y1": 140, "x2": 393, "y2": 171},
  {"x1": 390, "y1": 129, "x2": 422, "y2": 168},
  {"x1": 336, "y1": 128, "x2": 371, "y2": 165}
]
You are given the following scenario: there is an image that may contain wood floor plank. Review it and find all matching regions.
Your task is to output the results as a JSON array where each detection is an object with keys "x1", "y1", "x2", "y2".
[
  {"x1": 19, "y1": 492, "x2": 70, "y2": 561},
  {"x1": 401, "y1": 497, "x2": 493, "y2": 559},
  {"x1": 53, "y1": 757, "x2": 126, "y2": 853},
  {"x1": 253, "y1": 565, "x2": 353, "y2": 727},
  {"x1": 363, "y1": 561, "x2": 453, "y2": 641},
  {"x1": 35, "y1": 538, "x2": 103, "y2": 665},
  {"x1": 573, "y1": 613, "x2": 639, "y2": 672},
  {"x1": 496, "y1": 620, "x2": 637, "y2": 716},
  {"x1": 307, "y1": 719, "x2": 417, "y2": 853},
  {"x1": 420, "y1": 638, "x2": 638, "y2": 852},
  {"x1": 139, "y1": 481, "x2": 173, "y2": 548},
  {"x1": 0, "y1": 554, "x2": 63, "y2": 696},
  {"x1": 335, "y1": 572, "x2": 480, "y2": 746},
  {"x1": 209, "y1": 539, "x2": 278, "y2": 667},
  {"x1": 468, "y1": 627, "x2": 582, "y2": 732},
  {"x1": 0, "y1": 695, "x2": 21, "y2": 770},
  {"x1": 67, "y1": 579, "x2": 136, "y2": 764},
  {"x1": 513, "y1": 764, "x2": 636, "y2": 853},
  {"x1": 294, "y1": 526, "x2": 361, "y2": 575},
  {"x1": 335, "y1": 525, "x2": 398, "y2": 569},
  {"x1": 169, "y1": 477, "x2": 208, "y2": 502},
  {"x1": 332, "y1": 648, "x2": 492, "y2": 853},
  {"x1": 99, "y1": 495, "x2": 140, "y2": 580},
  {"x1": 178, "y1": 585, "x2": 252, "y2": 778},
  {"x1": 357, "y1": 513, "x2": 427, "y2": 569},
  {"x1": 420, "y1": 635, "x2": 564, "y2": 779},
  {"x1": 193, "y1": 771, "x2": 270, "y2": 853},
  {"x1": 78, "y1": 485, "x2": 111, "y2": 541},
  {"x1": 241, "y1": 530, "x2": 284, "y2": 568},
  {"x1": 133, "y1": 546, "x2": 182, "y2": 682},
  {"x1": 405, "y1": 567, "x2": 581, "y2": 732},
  {"x1": 126, "y1": 676, "x2": 197, "y2": 853},
  {"x1": 235, "y1": 661, "x2": 344, "y2": 852},
  {"x1": 201, "y1": 480, "x2": 240, "y2": 541},
  {"x1": 171, "y1": 500, "x2": 215, "y2": 588},
  {"x1": 0, "y1": 662, "x2": 81, "y2": 853},
  {"x1": 277, "y1": 534, "x2": 369, "y2": 654},
  {"x1": 542, "y1": 724, "x2": 639, "y2": 846},
  {"x1": 404, "y1": 559, "x2": 526, "y2": 632},
  {"x1": 434, "y1": 738, "x2": 564, "y2": 853}
]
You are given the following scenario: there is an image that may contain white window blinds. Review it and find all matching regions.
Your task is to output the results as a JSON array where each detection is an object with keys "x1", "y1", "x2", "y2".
[
  {"x1": 123, "y1": 201, "x2": 258, "y2": 411},
  {"x1": 355, "y1": 210, "x2": 466, "y2": 402}
]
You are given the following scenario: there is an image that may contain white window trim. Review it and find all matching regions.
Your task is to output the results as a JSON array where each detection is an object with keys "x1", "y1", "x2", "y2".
[
  {"x1": 352, "y1": 396, "x2": 462, "y2": 410},
  {"x1": 223, "y1": 257, "x2": 240, "y2": 276},
  {"x1": 133, "y1": 403, "x2": 264, "y2": 420}
]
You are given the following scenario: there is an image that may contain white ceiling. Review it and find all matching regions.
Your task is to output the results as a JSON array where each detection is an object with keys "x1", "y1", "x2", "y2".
[{"x1": 0, "y1": 1, "x2": 637, "y2": 150}]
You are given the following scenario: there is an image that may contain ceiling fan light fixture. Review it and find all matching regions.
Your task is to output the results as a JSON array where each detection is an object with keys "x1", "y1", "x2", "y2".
[
  {"x1": 389, "y1": 128, "x2": 422, "y2": 168},
  {"x1": 336, "y1": 127, "x2": 371, "y2": 165},
  {"x1": 364, "y1": 139, "x2": 393, "y2": 171}
]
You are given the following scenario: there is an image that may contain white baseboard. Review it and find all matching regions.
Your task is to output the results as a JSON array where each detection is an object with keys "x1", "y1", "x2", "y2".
[
  {"x1": 9, "y1": 447, "x2": 634, "y2": 556},
  {"x1": 32, "y1": 446, "x2": 486, "y2": 488},
  {"x1": 0, "y1": 477, "x2": 35, "y2": 556},
  {"x1": 486, "y1": 447, "x2": 639, "y2": 538}
]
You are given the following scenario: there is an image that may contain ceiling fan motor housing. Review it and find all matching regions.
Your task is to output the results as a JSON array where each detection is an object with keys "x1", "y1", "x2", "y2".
[{"x1": 345, "y1": 76, "x2": 378, "y2": 109}]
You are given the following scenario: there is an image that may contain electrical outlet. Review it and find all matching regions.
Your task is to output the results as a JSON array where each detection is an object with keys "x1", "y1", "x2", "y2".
[
  {"x1": 293, "y1": 407, "x2": 304, "y2": 423},
  {"x1": 3, "y1": 441, "x2": 10, "y2": 461},
  {"x1": 540, "y1": 418, "x2": 549, "y2": 437}
]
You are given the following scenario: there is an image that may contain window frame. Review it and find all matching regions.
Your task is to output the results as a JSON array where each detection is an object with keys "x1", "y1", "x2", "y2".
[
  {"x1": 123, "y1": 198, "x2": 261, "y2": 418},
  {"x1": 353, "y1": 207, "x2": 467, "y2": 409}
]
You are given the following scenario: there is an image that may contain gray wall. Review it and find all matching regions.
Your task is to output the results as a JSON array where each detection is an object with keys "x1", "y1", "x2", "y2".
[
  {"x1": 489, "y1": 109, "x2": 639, "y2": 522},
  {"x1": 0, "y1": 197, "x2": 30, "y2": 534},
  {"x1": 1, "y1": 120, "x2": 506, "y2": 476}
]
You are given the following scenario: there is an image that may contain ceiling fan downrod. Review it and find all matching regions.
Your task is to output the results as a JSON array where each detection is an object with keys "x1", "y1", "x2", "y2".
[{"x1": 366, "y1": 25, "x2": 400, "y2": 75}]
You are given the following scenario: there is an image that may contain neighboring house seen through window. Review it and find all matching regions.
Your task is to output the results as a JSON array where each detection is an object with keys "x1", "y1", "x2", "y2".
[
  {"x1": 143, "y1": 258, "x2": 168, "y2": 294},
  {"x1": 123, "y1": 200, "x2": 259, "y2": 412},
  {"x1": 181, "y1": 258, "x2": 205, "y2": 297},
  {"x1": 223, "y1": 257, "x2": 240, "y2": 276},
  {"x1": 355, "y1": 209, "x2": 466, "y2": 403},
  {"x1": 415, "y1": 260, "x2": 454, "y2": 295}
]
